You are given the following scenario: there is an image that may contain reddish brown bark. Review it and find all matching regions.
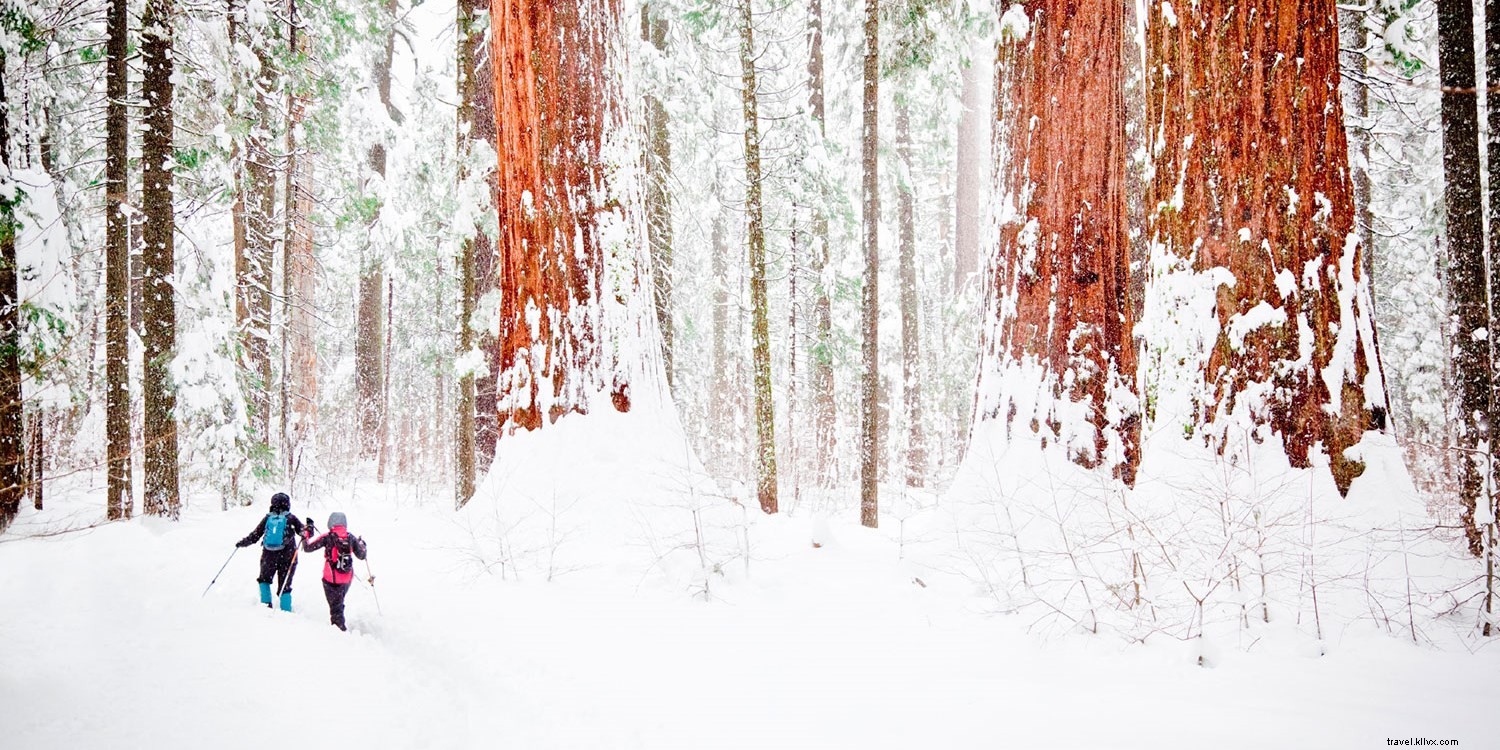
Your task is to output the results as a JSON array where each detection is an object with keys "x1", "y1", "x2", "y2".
[
  {"x1": 490, "y1": 0, "x2": 629, "y2": 434},
  {"x1": 1146, "y1": 0, "x2": 1381, "y2": 494},
  {"x1": 988, "y1": 0, "x2": 1139, "y2": 483}
]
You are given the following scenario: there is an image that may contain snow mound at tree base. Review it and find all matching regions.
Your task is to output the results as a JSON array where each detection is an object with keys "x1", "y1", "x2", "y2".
[
  {"x1": 459, "y1": 406, "x2": 750, "y2": 593},
  {"x1": 946, "y1": 416, "x2": 1481, "y2": 649}
]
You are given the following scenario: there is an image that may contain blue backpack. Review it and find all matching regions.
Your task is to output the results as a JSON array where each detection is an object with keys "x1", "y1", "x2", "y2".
[{"x1": 263, "y1": 512, "x2": 289, "y2": 550}]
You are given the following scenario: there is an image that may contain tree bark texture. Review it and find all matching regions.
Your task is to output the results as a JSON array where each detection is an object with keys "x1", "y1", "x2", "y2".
[
  {"x1": 142, "y1": 0, "x2": 180, "y2": 518},
  {"x1": 489, "y1": 0, "x2": 633, "y2": 435},
  {"x1": 954, "y1": 36, "x2": 992, "y2": 292},
  {"x1": 0, "y1": 50, "x2": 23, "y2": 532},
  {"x1": 985, "y1": 0, "x2": 1139, "y2": 483},
  {"x1": 896, "y1": 100, "x2": 924, "y2": 488},
  {"x1": 456, "y1": 0, "x2": 487, "y2": 507},
  {"x1": 1147, "y1": 0, "x2": 1384, "y2": 495},
  {"x1": 1438, "y1": 0, "x2": 1490, "y2": 553},
  {"x1": 105, "y1": 0, "x2": 132, "y2": 520},
  {"x1": 357, "y1": 0, "x2": 399, "y2": 457},
  {"x1": 468, "y1": 0, "x2": 501, "y2": 470},
  {"x1": 283, "y1": 0, "x2": 317, "y2": 478},
  {"x1": 643, "y1": 3, "x2": 674, "y2": 390},
  {"x1": 739, "y1": 0, "x2": 778, "y2": 514},
  {"x1": 807, "y1": 0, "x2": 836, "y2": 485},
  {"x1": 241, "y1": 13, "x2": 277, "y2": 445},
  {"x1": 859, "y1": 0, "x2": 879, "y2": 528}
]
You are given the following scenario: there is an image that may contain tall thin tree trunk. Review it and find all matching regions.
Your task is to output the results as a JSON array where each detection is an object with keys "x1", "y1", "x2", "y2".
[
  {"x1": 141, "y1": 0, "x2": 180, "y2": 518},
  {"x1": 954, "y1": 36, "x2": 991, "y2": 293},
  {"x1": 242, "y1": 13, "x2": 277, "y2": 446},
  {"x1": 896, "y1": 99, "x2": 924, "y2": 488},
  {"x1": 469, "y1": 0, "x2": 500, "y2": 469},
  {"x1": 1440, "y1": 0, "x2": 1491, "y2": 553},
  {"x1": 859, "y1": 0, "x2": 880, "y2": 528},
  {"x1": 643, "y1": 3, "x2": 674, "y2": 389},
  {"x1": 455, "y1": 0, "x2": 484, "y2": 507},
  {"x1": 807, "y1": 0, "x2": 836, "y2": 485},
  {"x1": 358, "y1": 0, "x2": 399, "y2": 457},
  {"x1": 105, "y1": 0, "x2": 132, "y2": 520},
  {"x1": 739, "y1": 0, "x2": 777, "y2": 515},
  {"x1": 282, "y1": 0, "x2": 317, "y2": 480},
  {"x1": 710, "y1": 204, "x2": 731, "y2": 472},
  {"x1": 1148, "y1": 0, "x2": 1384, "y2": 495},
  {"x1": 376, "y1": 275, "x2": 394, "y2": 481},
  {"x1": 0, "y1": 49, "x2": 23, "y2": 532}
]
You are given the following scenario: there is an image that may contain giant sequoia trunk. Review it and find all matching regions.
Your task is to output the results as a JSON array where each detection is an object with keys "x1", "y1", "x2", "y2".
[
  {"x1": 1146, "y1": 0, "x2": 1383, "y2": 495},
  {"x1": 141, "y1": 0, "x2": 180, "y2": 518},
  {"x1": 983, "y1": 0, "x2": 1138, "y2": 483},
  {"x1": 490, "y1": 0, "x2": 633, "y2": 434},
  {"x1": 104, "y1": 0, "x2": 132, "y2": 520}
]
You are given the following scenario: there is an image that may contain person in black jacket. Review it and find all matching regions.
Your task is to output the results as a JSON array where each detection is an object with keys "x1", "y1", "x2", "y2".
[{"x1": 235, "y1": 492, "x2": 308, "y2": 611}]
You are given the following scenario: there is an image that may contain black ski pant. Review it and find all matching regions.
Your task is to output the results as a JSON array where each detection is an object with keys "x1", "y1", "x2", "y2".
[
  {"x1": 257, "y1": 547, "x2": 298, "y2": 595},
  {"x1": 322, "y1": 580, "x2": 351, "y2": 630}
]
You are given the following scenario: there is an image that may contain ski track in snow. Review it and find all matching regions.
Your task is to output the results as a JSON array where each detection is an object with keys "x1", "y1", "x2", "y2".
[{"x1": 3, "y1": 474, "x2": 1499, "y2": 749}]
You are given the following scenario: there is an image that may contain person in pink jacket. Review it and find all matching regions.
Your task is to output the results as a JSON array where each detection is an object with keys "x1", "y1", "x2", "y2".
[{"x1": 301, "y1": 511, "x2": 368, "y2": 631}]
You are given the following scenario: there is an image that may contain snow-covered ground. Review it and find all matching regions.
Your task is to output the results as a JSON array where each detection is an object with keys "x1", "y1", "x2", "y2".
[{"x1": 4, "y1": 414, "x2": 1498, "y2": 749}]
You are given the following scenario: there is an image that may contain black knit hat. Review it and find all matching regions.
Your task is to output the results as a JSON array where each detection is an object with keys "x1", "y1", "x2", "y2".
[{"x1": 270, "y1": 492, "x2": 291, "y2": 512}]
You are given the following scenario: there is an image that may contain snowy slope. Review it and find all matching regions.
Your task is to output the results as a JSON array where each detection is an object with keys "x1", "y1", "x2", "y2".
[{"x1": 4, "y1": 444, "x2": 1498, "y2": 749}]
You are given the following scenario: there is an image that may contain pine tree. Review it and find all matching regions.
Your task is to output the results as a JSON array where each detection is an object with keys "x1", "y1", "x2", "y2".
[
  {"x1": 104, "y1": 0, "x2": 132, "y2": 520},
  {"x1": 0, "y1": 42, "x2": 23, "y2": 532},
  {"x1": 806, "y1": 0, "x2": 835, "y2": 485},
  {"x1": 643, "y1": 2, "x2": 674, "y2": 390},
  {"x1": 1438, "y1": 0, "x2": 1490, "y2": 552},
  {"x1": 358, "y1": 0, "x2": 400, "y2": 458},
  {"x1": 859, "y1": 0, "x2": 880, "y2": 528},
  {"x1": 141, "y1": 0, "x2": 180, "y2": 518},
  {"x1": 895, "y1": 98, "x2": 924, "y2": 487},
  {"x1": 282, "y1": 0, "x2": 318, "y2": 479},
  {"x1": 738, "y1": 0, "x2": 777, "y2": 514}
]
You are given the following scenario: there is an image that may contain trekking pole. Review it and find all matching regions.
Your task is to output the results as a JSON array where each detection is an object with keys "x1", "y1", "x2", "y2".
[
  {"x1": 364, "y1": 556, "x2": 382, "y2": 615},
  {"x1": 203, "y1": 547, "x2": 240, "y2": 598}
]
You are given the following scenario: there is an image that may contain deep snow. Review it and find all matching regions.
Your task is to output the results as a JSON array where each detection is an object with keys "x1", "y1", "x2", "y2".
[{"x1": 4, "y1": 415, "x2": 1498, "y2": 749}]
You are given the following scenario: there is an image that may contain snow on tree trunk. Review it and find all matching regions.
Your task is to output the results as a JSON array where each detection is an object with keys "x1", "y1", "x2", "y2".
[
  {"x1": 806, "y1": 0, "x2": 836, "y2": 485},
  {"x1": 1437, "y1": 0, "x2": 1490, "y2": 552},
  {"x1": 468, "y1": 0, "x2": 501, "y2": 469},
  {"x1": 1146, "y1": 0, "x2": 1384, "y2": 495},
  {"x1": 896, "y1": 99, "x2": 924, "y2": 488},
  {"x1": 738, "y1": 0, "x2": 777, "y2": 515},
  {"x1": 141, "y1": 0, "x2": 180, "y2": 518},
  {"x1": 859, "y1": 0, "x2": 879, "y2": 528},
  {"x1": 242, "y1": 15, "x2": 277, "y2": 447},
  {"x1": 982, "y1": 0, "x2": 1139, "y2": 484},
  {"x1": 489, "y1": 0, "x2": 642, "y2": 435},
  {"x1": 357, "y1": 0, "x2": 398, "y2": 458},
  {"x1": 643, "y1": 3, "x2": 674, "y2": 391},
  {"x1": 456, "y1": 0, "x2": 488, "y2": 507},
  {"x1": 0, "y1": 49, "x2": 22, "y2": 532},
  {"x1": 282, "y1": 0, "x2": 317, "y2": 480},
  {"x1": 954, "y1": 36, "x2": 992, "y2": 293},
  {"x1": 104, "y1": 0, "x2": 131, "y2": 520}
]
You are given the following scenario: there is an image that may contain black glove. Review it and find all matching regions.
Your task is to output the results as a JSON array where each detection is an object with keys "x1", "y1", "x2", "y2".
[{"x1": 235, "y1": 540, "x2": 250, "y2": 548}]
